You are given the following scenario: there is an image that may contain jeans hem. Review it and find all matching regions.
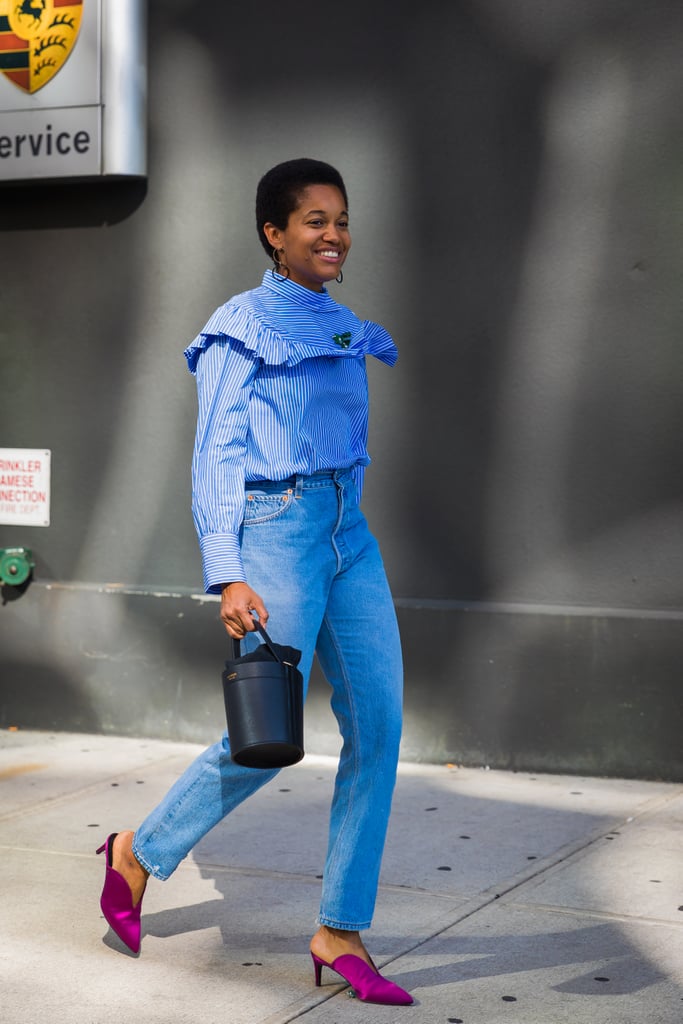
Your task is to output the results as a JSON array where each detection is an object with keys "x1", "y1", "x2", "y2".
[
  {"x1": 317, "y1": 916, "x2": 372, "y2": 931},
  {"x1": 132, "y1": 837, "x2": 171, "y2": 881}
]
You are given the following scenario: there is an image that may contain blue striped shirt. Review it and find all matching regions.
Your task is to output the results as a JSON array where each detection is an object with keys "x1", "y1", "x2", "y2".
[{"x1": 184, "y1": 271, "x2": 398, "y2": 593}]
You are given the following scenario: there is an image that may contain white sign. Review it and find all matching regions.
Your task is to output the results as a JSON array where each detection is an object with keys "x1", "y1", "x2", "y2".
[
  {"x1": 0, "y1": 0, "x2": 146, "y2": 181},
  {"x1": 0, "y1": 104, "x2": 100, "y2": 178},
  {"x1": 0, "y1": 448, "x2": 51, "y2": 526}
]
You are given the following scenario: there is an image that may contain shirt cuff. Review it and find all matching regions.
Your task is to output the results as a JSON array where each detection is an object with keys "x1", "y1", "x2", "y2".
[{"x1": 199, "y1": 532, "x2": 246, "y2": 593}]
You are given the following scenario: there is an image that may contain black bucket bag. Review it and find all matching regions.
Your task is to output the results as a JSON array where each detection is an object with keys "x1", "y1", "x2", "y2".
[{"x1": 222, "y1": 621, "x2": 304, "y2": 769}]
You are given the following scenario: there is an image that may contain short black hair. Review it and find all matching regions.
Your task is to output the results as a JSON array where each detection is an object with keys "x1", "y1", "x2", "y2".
[{"x1": 255, "y1": 158, "x2": 348, "y2": 257}]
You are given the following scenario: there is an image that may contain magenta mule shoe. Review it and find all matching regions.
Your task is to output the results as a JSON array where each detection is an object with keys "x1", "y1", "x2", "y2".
[
  {"x1": 311, "y1": 952, "x2": 413, "y2": 1005},
  {"x1": 96, "y1": 833, "x2": 143, "y2": 954}
]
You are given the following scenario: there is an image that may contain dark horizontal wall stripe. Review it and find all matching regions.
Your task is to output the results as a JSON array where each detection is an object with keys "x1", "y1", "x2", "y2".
[{"x1": 1, "y1": 585, "x2": 681, "y2": 782}]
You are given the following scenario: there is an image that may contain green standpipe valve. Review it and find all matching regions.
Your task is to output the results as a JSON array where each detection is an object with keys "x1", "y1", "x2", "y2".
[{"x1": 0, "y1": 548, "x2": 35, "y2": 586}]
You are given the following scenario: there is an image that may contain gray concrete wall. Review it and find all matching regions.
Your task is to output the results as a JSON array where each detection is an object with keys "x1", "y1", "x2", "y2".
[{"x1": 2, "y1": 1, "x2": 682, "y2": 779}]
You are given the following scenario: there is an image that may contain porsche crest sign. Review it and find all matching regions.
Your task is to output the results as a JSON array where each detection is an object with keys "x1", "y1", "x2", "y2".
[
  {"x1": 0, "y1": 2, "x2": 84, "y2": 95},
  {"x1": 0, "y1": 0, "x2": 146, "y2": 181}
]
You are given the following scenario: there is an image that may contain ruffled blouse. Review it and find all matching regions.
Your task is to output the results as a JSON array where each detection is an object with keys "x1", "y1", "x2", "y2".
[
  {"x1": 185, "y1": 271, "x2": 398, "y2": 592},
  {"x1": 184, "y1": 270, "x2": 397, "y2": 371}
]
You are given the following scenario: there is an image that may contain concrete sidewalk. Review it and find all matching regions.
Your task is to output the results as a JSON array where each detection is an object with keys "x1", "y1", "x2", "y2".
[{"x1": 0, "y1": 729, "x2": 681, "y2": 1024}]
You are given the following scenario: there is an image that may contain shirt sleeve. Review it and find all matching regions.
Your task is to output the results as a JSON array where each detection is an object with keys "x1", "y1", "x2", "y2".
[{"x1": 190, "y1": 337, "x2": 259, "y2": 593}]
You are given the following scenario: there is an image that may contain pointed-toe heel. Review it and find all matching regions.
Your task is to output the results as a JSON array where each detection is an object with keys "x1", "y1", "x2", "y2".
[
  {"x1": 311, "y1": 952, "x2": 413, "y2": 1005},
  {"x1": 96, "y1": 833, "x2": 143, "y2": 954}
]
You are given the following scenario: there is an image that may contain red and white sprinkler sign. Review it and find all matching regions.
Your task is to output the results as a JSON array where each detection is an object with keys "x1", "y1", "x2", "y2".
[{"x1": 0, "y1": 448, "x2": 51, "y2": 527}]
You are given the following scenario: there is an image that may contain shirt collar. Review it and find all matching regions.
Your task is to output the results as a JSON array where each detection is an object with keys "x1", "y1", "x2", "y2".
[{"x1": 261, "y1": 269, "x2": 337, "y2": 312}]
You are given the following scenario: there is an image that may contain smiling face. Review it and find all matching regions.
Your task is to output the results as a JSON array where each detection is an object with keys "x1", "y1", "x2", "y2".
[{"x1": 263, "y1": 184, "x2": 351, "y2": 292}]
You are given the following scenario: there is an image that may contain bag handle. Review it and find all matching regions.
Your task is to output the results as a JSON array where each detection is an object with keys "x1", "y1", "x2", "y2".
[{"x1": 230, "y1": 620, "x2": 286, "y2": 664}]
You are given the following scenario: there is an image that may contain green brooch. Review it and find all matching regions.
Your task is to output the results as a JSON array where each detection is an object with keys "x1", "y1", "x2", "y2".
[{"x1": 332, "y1": 332, "x2": 352, "y2": 349}]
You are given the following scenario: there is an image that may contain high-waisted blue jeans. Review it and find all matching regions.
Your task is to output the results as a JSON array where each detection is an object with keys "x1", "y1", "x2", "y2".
[{"x1": 133, "y1": 469, "x2": 403, "y2": 931}]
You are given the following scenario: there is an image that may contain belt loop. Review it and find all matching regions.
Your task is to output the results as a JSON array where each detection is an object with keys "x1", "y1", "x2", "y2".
[{"x1": 294, "y1": 475, "x2": 304, "y2": 498}]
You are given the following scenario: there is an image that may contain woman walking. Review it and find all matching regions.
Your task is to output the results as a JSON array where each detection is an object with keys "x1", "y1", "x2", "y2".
[{"x1": 97, "y1": 157, "x2": 411, "y2": 1006}]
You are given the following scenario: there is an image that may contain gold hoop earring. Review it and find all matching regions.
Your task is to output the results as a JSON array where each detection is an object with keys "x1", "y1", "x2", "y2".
[{"x1": 271, "y1": 247, "x2": 289, "y2": 280}]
